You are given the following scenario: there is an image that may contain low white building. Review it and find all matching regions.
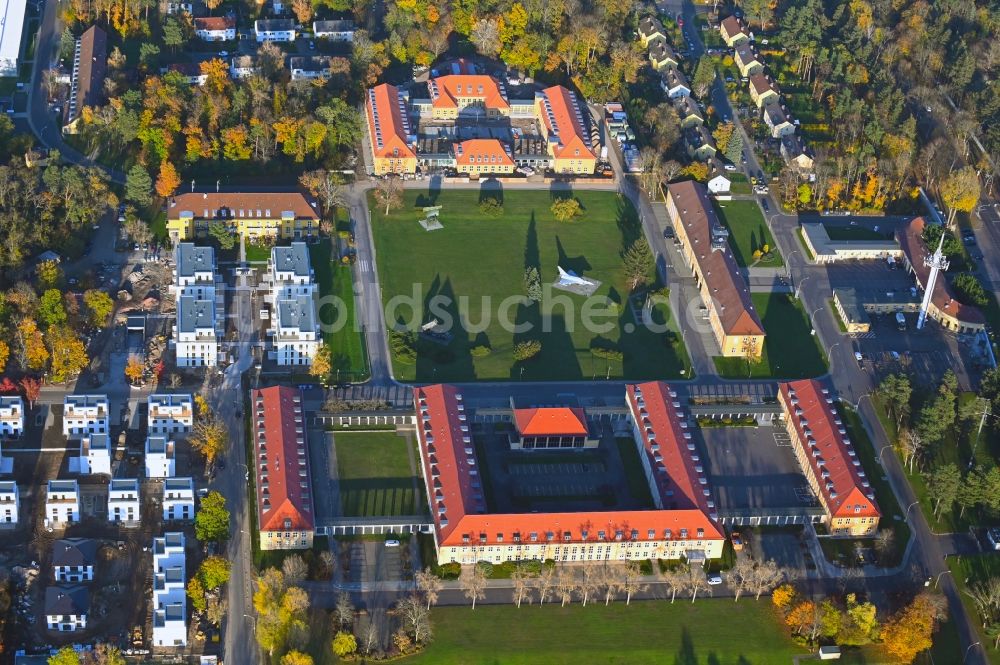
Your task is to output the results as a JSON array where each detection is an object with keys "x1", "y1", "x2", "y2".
[
  {"x1": 108, "y1": 478, "x2": 141, "y2": 525},
  {"x1": 231, "y1": 55, "x2": 256, "y2": 79},
  {"x1": 145, "y1": 436, "x2": 176, "y2": 479},
  {"x1": 0, "y1": 396, "x2": 24, "y2": 437},
  {"x1": 63, "y1": 395, "x2": 109, "y2": 438},
  {"x1": 0, "y1": 481, "x2": 18, "y2": 526},
  {"x1": 148, "y1": 394, "x2": 194, "y2": 435},
  {"x1": 163, "y1": 477, "x2": 195, "y2": 521},
  {"x1": 194, "y1": 16, "x2": 236, "y2": 41},
  {"x1": 45, "y1": 586, "x2": 89, "y2": 632},
  {"x1": 290, "y1": 56, "x2": 331, "y2": 80},
  {"x1": 45, "y1": 480, "x2": 81, "y2": 528},
  {"x1": 52, "y1": 538, "x2": 97, "y2": 583},
  {"x1": 313, "y1": 19, "x2": 355, "y2": 40},
  {"x1": 254, "y1": 19, "x2": 296, "y2": 42},
  {"x1": 152, "y1": 532, "x2": 187, "y2": 647},
  {"x1": 78, "y1": 434, "x2": 111, "y2": 476}
]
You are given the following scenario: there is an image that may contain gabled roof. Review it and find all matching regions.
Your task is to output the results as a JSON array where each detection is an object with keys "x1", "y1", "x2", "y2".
[
  {"x1": 170, "y1": 191, "x2": 318, "y2": 220},
  {"x1": 749, "y1": 73, "x2": 777, "y2": 97},
  {"x1": 453, "y1": 139, "x2": 514, "y2": 168},
  {"x1": 536, "y1": 85, "x2": 596, "y2": 161},
  {"x1": 428, "y1": 74, "x2": 509, "y2": 111},
  {"x1": 513, "y1": 407, "x2": 588, "y2": 437},
  {"x1": 638, "y1": 15, "x2": 666, "y2": 40},
  {"x1": 674, "y1": 96, "x2": 703, "y2": 120},
  {"x1": 255, "y1": 18, "x2": 295, "y2": 31},
  {"x1": 69, "y1": 25, "x2": 107, "y2": 124},
  {"x1": 366, "y1": 83, "x2": 416, "y2": 160},
  {"x1": 735, "y1": 43, "x2": 760, "y2": 66},
  {"x1": 52, "y1": 538, "x2": 97, "y2": 568},
  {"x1": 45, "y1": 586, "x2": 89, "y2": 616},
  {"x1": 662, "y1": 66, "x2": 689, "y2": 90},
  {"x1": 251, "y1": 386, "x2": 314, "y2": 533},
  {"x1": 194, "y1": 16, "x2": 235, "y2": 31},
  {"x1": 779, "y1": 380, "x2": 881, "y2": 520},
  {"x1": 721, "y1": 16, "x2": 748, "y2": 39}
]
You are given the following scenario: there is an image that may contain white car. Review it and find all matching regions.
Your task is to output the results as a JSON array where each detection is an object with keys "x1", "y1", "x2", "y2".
[
  {"x1": 854, "y1": 351, "x2": 863, "y2": 362},
  {"x1": 707, "y1": 574, "x2": 723, "y2": 585},
  {"x1": 723, "y1": 164, "x2": 736, "y2": 171},
  {"x1": 385, "y1": 539, "x2": 401, "y2": 547},
  {"x1": 987, "y1": 528, "x2": 1000, "y2": 550}
]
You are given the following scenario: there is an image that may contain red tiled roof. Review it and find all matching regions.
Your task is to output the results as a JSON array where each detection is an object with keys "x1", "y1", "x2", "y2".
[
  {"x1": 194, "y1": 16, "x2": 235, "y2": 31},
  {"x1": 428, "y1": 74, "x2": 509, "y2": 111},
  {"x1": 779, "y1": 380, "x2": 880, "y2": 520},
  {"x1": 414, "y1": 384, "x2": 724, "y2": 550},
  {"x1": 366, "y1": 83, "x2": 416, "y2": 161},
  {"x1": 513, "y1": 407, "x2": 588, "y2": 437},
  {"x1": 251, "y1": 386, "x2": 314, "y2": 533},
  {"x1": 454, "y1": 139, "x2": 514, "y2": 168},
  {"x1": 721, "y1": 15, "x2": 747, "y2": 39},
  {"x1": 897, "y1": 217, "x2": 985, "y2": 326},
  {"x1": 170, "y1": 191, "x2": 317, "y2": 220},
  {"x1": 749, "y1": 73, "x2": 777, "y2": 97},
  {"x1": 537, "y1": 86, "x2": 597, "y2": 161},
  {"x1": 666, "y1": 181, "x2": 764, "y2": 336}
]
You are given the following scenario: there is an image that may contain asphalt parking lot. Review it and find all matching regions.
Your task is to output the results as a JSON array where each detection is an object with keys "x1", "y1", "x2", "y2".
[{"x1": 693, "y1": 425, "x2": 814, "y2": 511}]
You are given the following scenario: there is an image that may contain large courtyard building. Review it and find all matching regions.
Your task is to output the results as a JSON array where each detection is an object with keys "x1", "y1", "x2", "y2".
[
  {"x1": 414, "y1": 384, "x2": 724, "y2": 565},
  {"x1": 251, "y1": 386, "x2": 315, "y2": 550},
  {"x1": 366, "y1": 83, "x2": 418, "y2": 175},
  {"x1": 665, "y1": 181, "x2": 765, "y2": 358},
  {"x1": 166, "y1": 192, "x2": 319, "y2": 243},
  {"x1": 172, "y1": 244, "x2": 220, "y2": 367},
  {"x1": 266, "y1": 243, "x2": 320, "y2": 366},
  {"x1": 778, "y1": 380, "x2": 880, "y2": 537}
]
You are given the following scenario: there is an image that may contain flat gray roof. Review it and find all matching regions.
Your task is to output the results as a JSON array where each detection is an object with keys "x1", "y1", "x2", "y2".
[
  {"x1": 277, "y1": 295, "x2": 317, "y2": 332},
  {"x1": 175, "y1": 243, "x2": 215, "y2": 277},
  {"x1": 271, "y1": 242, "x2": 311, "y2": 278},
  {"x1": 177, "y1": 296, "x2": 215, "y2": 333}
]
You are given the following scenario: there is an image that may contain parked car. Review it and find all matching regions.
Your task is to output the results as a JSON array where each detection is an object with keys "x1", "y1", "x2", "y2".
[
  {"x1": 707, "y1": 574, "x2": 723, "y2": 585},
  {"x1": 986, "y1": 528, "x2": 1000, "y2": 551},
  {"x1": 385, "y1": 539, "x2": 401, "y2": 547}
]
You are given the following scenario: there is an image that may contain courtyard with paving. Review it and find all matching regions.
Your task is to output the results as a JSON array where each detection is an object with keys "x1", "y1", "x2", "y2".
[{"x1": 370, "y1": 188, "x2": 691, "y2": 382}]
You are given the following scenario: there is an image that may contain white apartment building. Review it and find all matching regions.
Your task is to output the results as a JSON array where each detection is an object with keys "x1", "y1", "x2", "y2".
[
  {"x1": 313, "y1": 19, "x2": 355, "y2": 41},
  {"x1": 0, "y1": 396, "x2": 24, "y2": 437},
  {"x1": 0, "y1": 481, "x2": 18, "y2": 526},
  {"x1": 45, "y1": 480, "x2": 81, "y2": 527},
  {"x1": 162, "y1": 477, "x2": 194, "y2": 521},
  {"x1": 52, "y1": 538, "x2": 97, "y2": 583},
  {"x1": 173, "y1": 243, "x2": 217, "y2": 298},
  {"x1": 78, "y1": 434, "x2": 111, "y2": 476},
  {"x1": 173, "y1": 243, "x2": 220, "y2": 368},
  {"x1": 63, "y1": 395, "x2": 109, "y2": 438},
  {"x1": 45, "y1": 586, "x2": 89, "y2": 632},
  {"x1": 269, "y1": 242, "x2": 315, "y2": 290},
  {"x1": 268, "y1": 243, "x2": 320, "y2": 366},
  {"x1": 254, "y1": 19, "x2": 295, "y2": 42},
  {"x1": 193, "y1": 16, "x2": 236, "y2": 41},
  {"x1": 108, "y1": 479, "x2": 141, "y2": 525},
  {"x1": 148, "y1": 394, "x2": 194, "y2": 435},
  {"x1": 152, "y1": 532, "x2": 187, "y2": 647},
  {"x1": 145, "y1": 436, "x2": 176, "y2": 479}
]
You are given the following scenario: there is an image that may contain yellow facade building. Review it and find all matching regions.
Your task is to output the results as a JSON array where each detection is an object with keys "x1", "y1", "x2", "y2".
[{"x1": 166, "y1": 192, "x2": 319, "y2": 243}]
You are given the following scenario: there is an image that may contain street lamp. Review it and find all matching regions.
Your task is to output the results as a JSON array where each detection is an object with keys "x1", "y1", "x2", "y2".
[
  {"x1": 934, "y1": 570, "x2": 952, "y2": 588},
  {"x1": 854, "y1": 393, "x2": 872, "y2": 411},
  {"x1": 795, "y1": 274, "x2": 812, "y2": 300},
  {"x1": 964, "y1": 642, "x2": 981, "y2": 663},
  {"x1": 877, "y1": 444, "x2": 894, "y2": 464},
  {"x1": 904, "y1": 500, "x2": 920, "y2": 520}
]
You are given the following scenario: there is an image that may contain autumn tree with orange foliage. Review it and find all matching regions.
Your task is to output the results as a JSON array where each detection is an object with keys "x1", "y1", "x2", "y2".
[
  {"x1": 155, "y1": 161, "x2": 180, "y2": 198},
  {"x1": 785, "y1": 600, "x2": 821, "y2": 643},
  {"x1": 880, "y1": 593, "x2": 946, "y2": 664}
]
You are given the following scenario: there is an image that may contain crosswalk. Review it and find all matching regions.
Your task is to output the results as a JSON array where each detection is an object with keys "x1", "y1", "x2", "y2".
[{"x1": 848, "y1": 331, "x2": 877, "y2": 340}]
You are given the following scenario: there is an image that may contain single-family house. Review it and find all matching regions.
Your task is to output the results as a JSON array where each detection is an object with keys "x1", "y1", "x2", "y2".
[
  {"x1": 720, "y1": 16, "x2": 749, "y2": 46},
  {"x1": 734, "y1": 43, "x2": 763, "y2": 77},
  {"x1": 763, "y1": 102, "x2": 795, "y2": 138},
  {"x1": 289, "y1": 56, "x2": 331, "y2": 80},
  {"x1": 163, "y1": 477, "x2": 195, "y2": 521},
  {"x1": 45, "y1": 586, "x2": 89, "y2": 632},
  {"x1": 145, "y1": 436, "x2": 176, "y2": 479},
  {"x1": 0, "y1": 396, "x2": 23, "y2": 437},
  {"x1": 230, "y1": 55, "x2": 256, "y2": 79},
  {"x1": 148, "y1": 394, "x2": 194, "y2": 435},
  {"x1": 63, "y1": 395, "x2": 108, "y2": 438},
  {"x1": 638, "y1": 15, "x2": 667, "y2": 46},
  {"x1": 707, "y1": 160, "x2": 732, "y2": 194},
  {"x1": 166, "y1": 62, "x2": 207, "y2": 86},
  {"x1": 648, "y1": 38, "x2": 678, "y2": 70},
  {"x1": 685, "y1": 125, "x2": 717, "y2": 160},
  {"x1": 781, "y1": 134, "x2": 814, "y2": 172},
  {"x1": 52, "y1": 538, "x2": 97, "y2": 583},
  {"x1": 660, "y1": 66, "x2": 690, "y2": 99},
  {"x1": 79, "y1": 434, "x2": 111, "y2": 476},
  {"x1": 108, "y1": 479, "x2": 141, "y2": 525},
  {"x1": 194, "y1": 16, "x2": 235, "y2": 41},
  {"x1": 674, "y1": 96, "x2": 704, "y2": 128},
  {"x1": 255, "y1": 19, "x2": 296, "y2": 42},
  {"x1": 313, "y1": 19, "x2": 355, "y2": 41},
  {"x1": 45, "y1": 480, "x2": 80, "y2": 527},
  {"x1": 0, "y1": 482, "x2": 18, "y2": 526},
  {"x1": 749, "y1": 73, "x2": 779, "y2": 108}
]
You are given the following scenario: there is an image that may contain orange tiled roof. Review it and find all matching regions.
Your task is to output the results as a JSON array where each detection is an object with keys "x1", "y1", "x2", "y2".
[
  {"x1": 366, "y1": 83, "x2": 416, "y2": 160},
  {"x1": 721, "y1": 16, "x2": 747, "y2": 39},
  {"x1": 454, "y1": 139, "x2": 514, "y2": 168},
  {"x1": 251, "y1": 386, "x2": 314, "y2": 532},
  {"x1": 428, "y1": 74, "x2": 509, "y2": 111},
  {"x1": 779, "y1": 380, "x2": 881, "y2": 520},
  {"x1": 194, "y1": 16, "x2": 235, "y2": 31},
  {"x1": 513, "y1": 407, "x2": 588, "y2": 437},
  {"x1": 537, "y1": 86, "x2": 597, "y2": 161}
]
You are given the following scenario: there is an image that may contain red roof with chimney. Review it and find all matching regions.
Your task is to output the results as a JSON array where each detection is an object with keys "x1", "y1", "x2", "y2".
[
  {"x1": 429, "y1": 73, "x2": 509, "y2": 111},
  {"x1": 251, "y1": 386, "x2": 314, "y2": 532},
  {"x1": 454, "y1": 139, "x2": 514, "y2": 168},
  {"x1": 779, "y1": 380, "x2": 880, "y2": 520},
  {"x1": 537, "y1": 85, "x2": 596, "y2": 161},
  {"x1": 194, "y1": 16, "x2": 235, "y2": 31},
  {"x1": 513, "y1": 407, "x2": 588, "y2": 437},
  {"x1": 366, "y1": 83, "x2": 416, "y2": 161}
]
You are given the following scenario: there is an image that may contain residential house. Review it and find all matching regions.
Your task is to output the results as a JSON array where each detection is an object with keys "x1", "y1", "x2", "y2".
[
  {"x1": 289, "y1": 56, "x2": 331, "y2": 80},
  {"x1": 63, "y1": 25, "x2": 106, "y2": 133},
  {"x1": 152, "y1": 532, "x2": 187, "y2": 647},
  {"x1": 648, "y1": 38, "x2": 678, "y2": 70},
  {"x1": 534, "y1": 85, "x2": 598, "y2": 174},
  {"x1": 734, "y1": 43, "x2": 763, "y2": 77},
  {"x1": 52, "y1": 538, "x2": 97, "y2": 583},
  {"x1": 638, "y1": 15, "x2": 667, "y2": 46},
  {"x1": 254, "y1": 19, "x2": 296, "y2": 42},
  {"x1": 78, "y1": 434, "x2": 111, "y2": 476},
  {"x1": 108, "y1": 479, "x2": 140, "y2": 525},
  {"x1": 0, "y1": 481, "x2": 17, "y2": 526},
  {"x1": 685, "y1": 124, "x2": 717, "y2": 160},
  {"x1": 269, "y1": 242, "x2": 314, "y2": 290},
  {"x1": 748, "y1": 73, "x2": 779, "y2": 108},
  {"x1": 145, "y1": 436, "x2": 176, "y2": 479},
  {"x1": 63, "y1": 395, "x2": 108, "y2": 438},
  {"x1": 781, "y1": 134, "x2": 814, "y2": 172},
  {"x1": 313, "y1": 19, "x2": 355, "y2": 40},
  {"x1": 0, "y1": 396, "x2": 23, "y2": 437},
  {"x1": 453, "y1": 138, "x2": 515, "y2": 176},
  {"x1": 45, "y1": 480, "x2": 81, "y2": 527},
  {"x1": 166, "y1": 191, "x2": 320, "y2": 242},
  {"x1": 230, "y1": 55, "x2": 256, "y2": 79},
  {"x1": 674, "y1": 96, "x2": 704, "y2": 128},
  {"x1": 166, "y1": 62, "x2": 207, "y2": 86},
  {"x1": 194, "y1": 16, "x2": 235, "y2": 41},
  {"x1": 175, "y1": 297, "x2": 219, "y2": 367},
  {"x1": 706, "y1": 160, "x2": 732, "y2": 194},
  {"x1": 172, "y1": 243, "x2": 216, "y2": 297},
  {"x1": 162, "y1": 477, "x2": 195, "y2": 521},
  {"x1": 660, "y1": 66, "x2": 690, "y2": 99},
  {"x1": 763, "y1": 102, "x2": 795, "y2": 138},
  {"x1": 45, "y1": 586, "x2": 89, "y2": 632},
  {"x1": 365, "y1": 83, "x2": 418, "y2": 175},
  {"x1": 148, "y1": 394, "x2": 194, "y2": 435},
  {"x1": 719, "y1": 15, "x2": 749, "y2": 46}
]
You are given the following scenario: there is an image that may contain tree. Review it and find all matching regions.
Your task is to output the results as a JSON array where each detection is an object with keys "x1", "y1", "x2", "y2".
[
  {"x1": 124, "y1": 355, "x2": 144, "y2": 385},
  {"x1": 332, "y1": 590, "x2": 353, "y2": 628},
  {"x1": 299, "y1": 170, "x2": 347, "y2": 219},
  {"x1": 206, "y1": 596, "x2": 227, "y2": 627},
  {"x1": 550, "y1": 197, "x2": 582, "y2": 222},
  {"x1": 162, "y1": 16, "x2": 187, "y2": 52},
  {"x1": 772, "y1": 583, "x2": 796, "y2": 609},
  {"x1": 282, "y1": 555, "x2": 308, "y2": 587},
  {"x1": 194, "y1": 491, "x2": 230, "y2": 542},
  {"x1": 16, "y1": 318, "x2": 48, "y2": 371},
  {"x1": 208, "y1": 222, "x2": 237, "y2": 250},
  {"x1": 190, "y1": 416, "x2": 229, "y2": 462},
  {"x1": 939, "y1": 166, "x2": 980, "y2": 226},
  {"x1": 331, "y1": 631, "x2": 357, "y2": 657},
  {"x1": 199, "y1": 555, "x2": 231, "y2": 590},
  {"x1": 879, "y1": 373, "x2": 912, "y2": 428},
  {"x1": 927, "y1": 463, "x2": 961, "y2": 517},
  {"x1": 750, "y1": 559, "x2": 785, "y2": 600},
  {"x1": 621, "y1": 560, "x2": 647, "y2": 605},
  {"x1": 881, "y1": 593, "x2": 941, "y2": 663},
  {"x1": 253, "y1": 569, "x2": 310, "y2": 657},
  {"x1": 83, "y1": 289, "x2": 114, "y2": 326},
  {"x1": 36, "y1": 259, "x2": 63, "y2": 289},
  {"x1": 281, "y1": 650, "x2": 314, "y2": 665},
  {"x1": 48, "y1": 326, "x2": 88, "y2": 383},
  {"x1": 535, "y1": 564, "x2": 556, "y2": 605},
  {"x1": 83, "y1": 644, "x2": 126, "y2": 665},
  {"x1": 415, "y1": 566, "x2": 443, "y2": 610},
  {"x1": 310, "y1": 346, "x2": 332, "y2": 380},
  {"x1": 395, "y1": 593, "x2": 433, "y2": 643},
  {"x1": 39, "y1": 289, "x2": 67, "y2": 328},
  {"x1": 510, "y1": 565, "x2": 535, "y2": 608},
  {"x1": 681, "y1": 161, "x2": 710, "y2": 181},
  {"x1": 729, "y1": 556, "x2": 756, "y2": 602},
  {"x1": 0, "y1": 340, "x2": 7, "y2": 373},
  {"x1": 622, "y1": 237, "x2": 654, "y2": 291},
  {"x1": 471, "y1": 18, "x2": 501, "y2": 57},
  {"x1": 19, "y1": 376, "x2": 40, "y2": 408},
  {"x1": 953, "y1": 273, "x2": 989, "y2": 307},
  {"x1": 523, "y1": 266, "x2": 542, "y2": 302},
  {"x1": 48, "y1": 647, "x2": 80, "y2": 665},
  {"x1": 291, "y1": 0, "x2": 313, "y2": 23},
  {"x1": 512, "y1": 339, "x2": 542, "y2": 361},
  {"x1": 123, "y1": 215, "x2": 153, "y2": 246},
  {"x1": 688, "y1": 565, "x2": 712, "y2": 603},
  {"x1": 786, "y1": 600, "x2": 819, "y2": 641},
  {"x1": 692, "y1": 57, "x2": 717, "y2": 97},
  {"x1": 460, "y1": 563, "x2": 488, "y2": 609},
  {"x1": 599, "y1": 564, "x2": 624, "y2": 605},
  {"x1": 874, "y1": 529, "x2": 896, "y2": 564},
  {"x1": 374, "y1": 176, "x2": 402, "y2": 215},
  {"x1": 556, "y1": 566, "x2": 578, "y2": 606},
  {"x1": 155, "y1": 161, "x2": 180, "y2": 198},
  {"x1": 187, "y1": 575, "x2": 207, "y2": 611},
  {"x1": 125, "y1": 165, "x2": 153, "y2": 206},
  {"x1": 662, "y1": 564, "x2": 690, "y2": 603}
]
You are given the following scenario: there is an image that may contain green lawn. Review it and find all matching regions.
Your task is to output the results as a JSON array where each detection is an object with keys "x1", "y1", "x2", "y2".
[
  {"x1": 310, "y1": 242, "x2": 369, "y2": 382},
  {"x1": 370, "y1": 189, "x2": 691, "y2": 382},
  {"x1": 615, "y1": 437, "x2": 655, "y2": 507},
  {"x1": 401, "y1": 602, "x2": 809, "y2": 664},
  {"x1": 824, "y1": 225, "x2": 894, "y2": 241},
  {"x1": 714, "y1": 293, "x2": 828, "y2": 378},
  {"x1": 246, "y1": 242, "x2": 273, "y2": 262},
  {"x1": 948, "y1": 554, "x2": 1000, "y2": 664},
  {"x1": 714, "y1": 200, "x2": 784, "y2": 268},
  {"x1": 333, "y1": 431, "x2": 424, "y2": 517}
]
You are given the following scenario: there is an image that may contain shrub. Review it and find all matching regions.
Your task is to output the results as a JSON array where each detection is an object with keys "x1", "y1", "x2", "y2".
[
  {"x1": 470, "y1": 344, "x2": 492, "y2": 357},
  {"x1": 512, "y1": 339, "x2": 542, "y2": 361},
  {"x1": 550, "y1": 197, "x2": 582, "y2": 222},
  {"x1": 389, "y1": 330, "x2": 417, "y2": 364},
  {"x1": 479, "y1": 197, "x2": 504, "y2": 217},
  {"x1": 591, "y1": 344, "x2": 623, "y2": 362},
  {"x1": 436, "y1": 562, "x2": 461, "y2": 579},
  {"x1": 475, "y1": 561, "x2": 494, "y2": 576}
]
